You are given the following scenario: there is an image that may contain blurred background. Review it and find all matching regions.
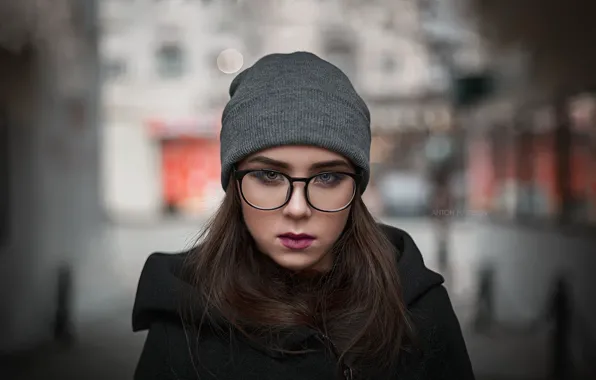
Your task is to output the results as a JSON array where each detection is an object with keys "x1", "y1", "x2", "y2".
[{"x1": 0, "y1": 0, "x2": 595, "y2": 379}]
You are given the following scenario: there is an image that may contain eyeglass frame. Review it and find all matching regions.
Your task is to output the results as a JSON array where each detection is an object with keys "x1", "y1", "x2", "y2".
[{"x1": 233, "y1": 168, "x2": 363, "y2": 213}]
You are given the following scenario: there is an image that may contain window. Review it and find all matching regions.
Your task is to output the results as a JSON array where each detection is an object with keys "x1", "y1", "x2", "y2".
[
  {"x1": 323, "y1": 32, "x2": 355, "y2": 79},
  {"x1": 513, "y1": 117, "x2": 536, "y2": 218},
  {"x1": 466, "y1": 91, "x2": 596, "y2": 229},
  {"x1": 490, "y1": 122, "x2": 516, "y2": 217},
  {"x1": 380, "y1": 53, "x2": 398, "y2": 74},
  {"x1": 467, "y1": 127, "x2": 494, "y2": 213},
  {"x1": 326, "y1": 47, "x2": 355, "y2": 79},
  {"x1": 102, "y1": 58, "x2": 127, "y2": 81},
  {"x1": 419, "y1": 0, "x2": 440, "y2": 20},
  {"x1": 216, "y1": 17, "x2": 236, "y2": 33},
  {"x1": 567, "y1": 94, "x2": 596, "y2": 223},
  {"x1": 101, "y1": 19, "x2": 128, "y2": 35},
  {"x1": 321, "y1": 26, "x2": 356, "y2": 78},
  {"x1": 467, "y1": 105, "x2": 539, "y2": 219},
  {"x1": 529, "y1": 106, "x2": 558, "y2": 219},
  {"x1": 429, "y1": 61, "x2": 449, "y2": 91},
  {"x1": 156, "y1": 43, "x2": 185, "y2": 78}
]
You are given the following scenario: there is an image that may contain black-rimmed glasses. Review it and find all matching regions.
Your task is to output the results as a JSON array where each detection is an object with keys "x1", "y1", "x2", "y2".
[{"x1": 234, "y1": 169, "x2": 361, "y2": 212}]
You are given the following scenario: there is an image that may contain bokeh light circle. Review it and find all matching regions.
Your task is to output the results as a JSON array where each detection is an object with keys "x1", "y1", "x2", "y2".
[{"x1": 217, "y1": 49, "x2": 244, "y2": 74}]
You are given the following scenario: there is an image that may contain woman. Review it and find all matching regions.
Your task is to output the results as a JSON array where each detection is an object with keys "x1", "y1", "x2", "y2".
[{"x1": 132, "y1": 52, "x2": 474, "y2": 380}]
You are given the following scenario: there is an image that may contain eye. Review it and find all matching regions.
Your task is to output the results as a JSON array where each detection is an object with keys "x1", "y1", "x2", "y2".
[
  {"x1": 265, "y1": 171, "x2": 279, "y2": 180},
  {"x1": 318, "y1": 173, "x2": 334, "y2": 182},
  {"x1": 313, "y1": 172, "x2": 344, "y2": 185},
  {"x1": 248, "y1": 170, "x2": 285, "y2": 184}
]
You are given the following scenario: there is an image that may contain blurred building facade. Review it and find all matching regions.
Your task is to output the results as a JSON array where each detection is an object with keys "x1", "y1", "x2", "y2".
[
  {"x1": 457, "y1": 1, "x2": 596, "y2": 377},
  {"x1": 101, "y1": 0, "x2": 244, "y2": 219},
  {"x1": 101, "y1": 0, "x2": 486, "y2": 220},
  {"x1": 462, "y1": 62, "x2": 596, "y2": 380},
  {"x1": 0, "y1": 0, "x2": 101, "y2": 352}
]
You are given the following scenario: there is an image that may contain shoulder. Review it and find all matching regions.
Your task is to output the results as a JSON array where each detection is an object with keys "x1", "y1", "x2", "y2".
[
  {"x1": 132, "y1": 251, "x2": 195, "y2": 332},
  {"x1": 134, "y1": 318, "x2": 204, "y2": 380},
  {"x1": 377, "y1": 224, "x2": 475, "y2": 378},
  {"x1": 398, "y1": 285, "x2": 475, "y2": 379},
  {"x1": 133, "y1": 251, "x2": 206, "y2": 379},
  {"x1": 377, "y1": 223, "x2": 445, "y2": 306},
  {"x1": 377, "y1": 222, "x2": 413, "y2": 255},
  {"x1": 408, "y1": 285, "x2": 464, "y2": 339}
]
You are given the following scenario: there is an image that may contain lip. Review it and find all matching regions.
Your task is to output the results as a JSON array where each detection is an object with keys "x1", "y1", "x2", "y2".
[
  {"x1": 278, "y1": 233, "x2": 315, "y2": 250},
  {"x1": 278, "y1": 233, "x2": 315, "y2": 239}
]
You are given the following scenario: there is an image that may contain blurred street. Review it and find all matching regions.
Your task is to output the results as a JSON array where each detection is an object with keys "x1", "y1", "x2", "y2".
[
  {"x1": 1, "y1": 217, "x2": 548, "y2": 380},
  {"x1": 2, "y1": 0, "x2": 596, "y2": 379}
]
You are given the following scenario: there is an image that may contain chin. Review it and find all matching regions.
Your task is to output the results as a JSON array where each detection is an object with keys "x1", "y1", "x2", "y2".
[{"x1": 270, "y1": 252, "x2": 324, "y2": 272}]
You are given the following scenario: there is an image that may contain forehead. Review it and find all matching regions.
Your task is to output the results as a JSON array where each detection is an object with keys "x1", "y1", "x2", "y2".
[{"x1": 245, "y1": 145, "x2": 349, "y2": 166}]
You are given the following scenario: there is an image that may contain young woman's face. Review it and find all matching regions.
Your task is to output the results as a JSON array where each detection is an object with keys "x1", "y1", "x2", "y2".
[{"x1": 237, "y1": 145, "x2": 356, "y2": 272}]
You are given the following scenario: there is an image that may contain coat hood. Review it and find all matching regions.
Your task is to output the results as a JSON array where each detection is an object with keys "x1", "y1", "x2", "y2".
[{"x1": 132, "y1": 223, "x2": 444, "y2": 352}]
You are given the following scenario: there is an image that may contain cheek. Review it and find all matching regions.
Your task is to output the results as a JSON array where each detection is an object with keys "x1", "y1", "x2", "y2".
[
  {"x1": 241, "y1": 201, "x2": 257, "y2": 231},
  {"x1": 241, "y1": 202, "x2": 351, "y2": 248},
  {"x1": 318, "y1": 208, "x2": 351, "y2": 243},
  {"x1": 241, "y1": 202, "x2": 273, "y2": 243}
]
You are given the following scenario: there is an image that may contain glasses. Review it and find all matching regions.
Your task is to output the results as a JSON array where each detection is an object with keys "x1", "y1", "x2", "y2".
[{"x1": 234, "y1": 169, "x2": 361, "y2": 212}]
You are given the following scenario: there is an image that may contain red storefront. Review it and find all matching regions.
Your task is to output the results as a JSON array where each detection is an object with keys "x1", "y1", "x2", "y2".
[
  {"x1": 147, "y1": 115, "x2": 222, "y2": 215},
  {"x1": 466, "y1": 93, "x2": 596, "y2": 224}
]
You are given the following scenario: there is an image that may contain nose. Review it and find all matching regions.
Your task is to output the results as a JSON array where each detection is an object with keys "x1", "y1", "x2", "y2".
[{"x1": 282, "y1": 182, "x2": 311, "y2": 219}]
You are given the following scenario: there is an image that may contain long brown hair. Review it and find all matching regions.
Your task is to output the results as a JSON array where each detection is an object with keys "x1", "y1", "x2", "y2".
[{"x1": 183, "y1": 180, "x2": 413, "y2": 373}]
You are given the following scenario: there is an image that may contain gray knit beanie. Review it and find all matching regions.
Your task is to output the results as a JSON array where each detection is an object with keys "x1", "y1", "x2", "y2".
[{"x1": 220, "y1": 51, "x2": 371, "y2": 192}]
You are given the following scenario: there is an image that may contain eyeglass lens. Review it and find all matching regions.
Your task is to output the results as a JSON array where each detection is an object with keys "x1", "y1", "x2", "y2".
[{"x1": 241, "y1": 170, "x2": 356, "y2": 211}]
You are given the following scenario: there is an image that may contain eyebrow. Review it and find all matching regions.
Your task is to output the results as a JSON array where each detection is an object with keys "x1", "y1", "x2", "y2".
[
  {"x1": 310, "y1": 159, "x2": 352, "y2": 171},
  {"x1": 245, "y1": 156, "x2": 352, "y2": 171}
]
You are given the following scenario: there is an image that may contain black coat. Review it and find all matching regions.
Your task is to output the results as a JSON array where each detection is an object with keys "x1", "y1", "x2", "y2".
[{"x1": 132, "y1": 224, "x2": 475, "y2": 379}]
